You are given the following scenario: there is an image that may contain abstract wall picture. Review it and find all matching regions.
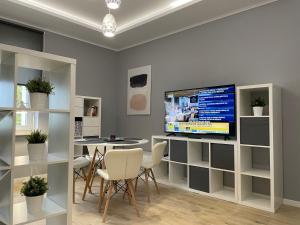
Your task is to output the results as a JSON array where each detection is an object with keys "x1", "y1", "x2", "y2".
[{"x1": 127, "y1": 65, "x2": 151, "y2": 115}]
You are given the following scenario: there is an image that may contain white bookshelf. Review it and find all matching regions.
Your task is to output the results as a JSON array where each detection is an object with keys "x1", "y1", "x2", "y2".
[
  {"x1": 237, "y1": 83, "x2": 282, "y2": 212},
  {"x1": 152, "y1": 135, "x2": 238, "y2": 203},
  {"x1": 0, "y1": 43, "x2": 75, "y2": 225},
  {"x1": 74, "y1": 95, "x2": 101, "y2": 157}
]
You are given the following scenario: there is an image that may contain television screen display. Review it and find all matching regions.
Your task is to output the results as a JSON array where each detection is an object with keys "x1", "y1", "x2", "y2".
[{"x1": 164, "y1": 85, "x2": 235, "y2": 135}]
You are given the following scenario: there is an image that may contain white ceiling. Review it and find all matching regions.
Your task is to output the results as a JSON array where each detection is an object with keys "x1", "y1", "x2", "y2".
[{"x1": 0, "y1": 0, "x2": 278, "y2": 51}]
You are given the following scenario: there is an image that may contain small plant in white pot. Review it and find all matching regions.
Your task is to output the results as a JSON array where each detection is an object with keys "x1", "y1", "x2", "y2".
[
  {"x1": 251, "y1": 97, "x2": 266, "y2": 116},
  {"x1": 25, "y1": 78, "x2": 54, "y2": 109},
  {"x1": 26, "y1": 130, "x2": 47, "y2": 162},
  {"x1": 21, "y1": 176, "x2": 48, "y2": 214}
]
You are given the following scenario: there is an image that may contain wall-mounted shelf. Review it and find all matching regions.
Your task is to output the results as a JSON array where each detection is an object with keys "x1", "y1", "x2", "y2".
[{"x1": 0, "y1": 43, "x2": 75, "y2": 225}]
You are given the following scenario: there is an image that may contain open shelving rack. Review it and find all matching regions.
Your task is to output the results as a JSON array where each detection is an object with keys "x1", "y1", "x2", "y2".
[
  {"x1": 237, "y1": 83, "x2": 282, "y2": 212},
  {"x1": 0, "y1": 43, "x2": 75, "y2": 225},
  {"x1": 153, "y1": 83, "x2": 282, "y2": 213},
  {"x1": 152, "y1": 136, "x2": 238, "y2": 203}
]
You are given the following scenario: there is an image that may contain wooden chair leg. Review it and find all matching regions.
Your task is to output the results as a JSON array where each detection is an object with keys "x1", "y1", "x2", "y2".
[
  {"x1": 82, "y1": 151, "x2": 97, "y2": 200},
  {"x1": 82, "y1": 168, "x2": 87, "y2": 181},
  {"x1": 128, "y1": 179, "x2": 140, "y2": 217},
  {"x1": 123, "y1": 181, "x2": 128, "y2": 200},
  {"x1": 98, "y1": 177, "x2": 104, "y2": 210},
  {"x1": 89, "y1": 165, "x2": 98, "y2": 193},
  {"x1": 150, "y1": 169, "x2": 160, "y2": 194},
  {"x1": 101, "y1": 181, "x2": 110, "y2": 212},
  {"x1": 73, "y1": 170, "x2": 75, "y2": 203},
  {"x1": 102, "y1": 181, "x2": 113, "y2": 223},
  {"x1": 134, "y1": 177, "x2": 138, "y2": 192},
  {"x1": 144, "y1": 169, "x2": 150, "y2": 203}
]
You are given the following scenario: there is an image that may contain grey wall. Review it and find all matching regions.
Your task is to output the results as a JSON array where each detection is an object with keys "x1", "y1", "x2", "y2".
[
  {"x1": 116, "y1": 0, "x2": 300, "y2": 201},
  {"x1": 0, "y1": 20, "x2": 43, "y2": 51},
  {"x1": 44, "y1": 32, "x2": 118, "y2": 136}
]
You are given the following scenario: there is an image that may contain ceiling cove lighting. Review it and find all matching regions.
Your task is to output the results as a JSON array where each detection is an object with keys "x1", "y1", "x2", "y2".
[
  {"x1": 102, "y1": 13, "x2": 117, "y2": 37},
  {"x1": 105, "y1": 0, "x2": 121, "y2": 10},
  {"x1": 170, "y1": 0, "x2": 199, "y2": 8}
]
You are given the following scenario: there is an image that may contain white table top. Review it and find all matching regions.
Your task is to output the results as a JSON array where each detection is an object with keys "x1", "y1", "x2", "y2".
[{"x1": 74, "y1": 137, "x2": 148, "y2": 147}]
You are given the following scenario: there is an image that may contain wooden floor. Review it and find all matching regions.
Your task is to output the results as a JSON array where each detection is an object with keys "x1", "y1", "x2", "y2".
[{"x1": 71, "y1": 178, "x2": 300, "y2": 225}]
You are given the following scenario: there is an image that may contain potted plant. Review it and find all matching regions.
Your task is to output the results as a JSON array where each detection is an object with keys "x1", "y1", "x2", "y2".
[
  {"x1": 26, "y1": 130, "x2": 47, "y2": 162},
  {"x1": 25, "y1": 78, "x2": 54, "y2": 109},
  {"x1": 20, "y1": 176, "x2": 48, "y2": 214},
  {"x1": 251, "y1": 97, "x2": 266, "y2": 116}
]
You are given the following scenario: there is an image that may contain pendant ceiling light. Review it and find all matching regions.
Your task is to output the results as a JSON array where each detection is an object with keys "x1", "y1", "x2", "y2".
[
  {"x1": 105, "y1": 0, "x2": 121, "y2": 10},
  {"x1": 102, "y1": 13, "x2": 117, "y2": 37}
]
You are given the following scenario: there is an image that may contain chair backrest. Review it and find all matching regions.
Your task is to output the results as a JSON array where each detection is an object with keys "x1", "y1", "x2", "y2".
[
  {"x1": 105, "y1": 148, "x2": 143, "y2": 180},
  {"x1": 152, "y1": 141, "x2": 167, "y2": 167}
]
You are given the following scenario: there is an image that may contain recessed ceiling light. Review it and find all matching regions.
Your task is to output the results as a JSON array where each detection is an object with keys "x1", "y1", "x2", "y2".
[{"x1": 105, "y1": 0, "x2": 121, "y2": 10}]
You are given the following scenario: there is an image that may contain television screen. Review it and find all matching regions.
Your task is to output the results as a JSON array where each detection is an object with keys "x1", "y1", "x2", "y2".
[{"x1": 164, "y1": 85, "x2": 235, "y2": 135}]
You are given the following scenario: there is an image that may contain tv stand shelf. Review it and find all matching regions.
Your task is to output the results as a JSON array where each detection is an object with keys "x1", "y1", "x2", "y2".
[
  {"x1": 152, "y1": 83, "x2": 283, "y2": 213},
  {"x1": 152, "y1": 135, "x2": 238, "y2": 203}
]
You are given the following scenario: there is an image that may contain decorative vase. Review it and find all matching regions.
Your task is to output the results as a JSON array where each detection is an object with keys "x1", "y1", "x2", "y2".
[
  {"x1": 253, "y1": 106, "x2": 264, "y2": 116},
  {"x1": 30, "y1": 93, "x2": 48, "y2": 109},
  {"x1": 27, "y1": 143, "x2": 46, "y2": 162},
  {"x1": 26, "y1": 195, "x2": 44, "y2": 214}
]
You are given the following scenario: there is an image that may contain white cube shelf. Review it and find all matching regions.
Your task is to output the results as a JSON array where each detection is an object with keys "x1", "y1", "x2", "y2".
[
  {"x1": 210, "y1": 169, "x2": 236, "y2": 202},
  {"x1": 238, "y1": 84, "x2": 282, "y2": 212},
  {"x1": 169, "y1": 162, "x2": 188, "y2": 189},
  {"x1": 74, "y1": 95, "x2": 101, "y2": 139},
  {"x1": 152, "y1": 135, "x2": 238, "y2": 202},
  {"x1": 240, "y1": 175, "x2": 271, "y2": 211},
  {"x1": 188, "y1": 142, "x2": 209, "y2": 168},
  {"x1": 0, "y1": 43, "x2": 75, "y2": 225}
]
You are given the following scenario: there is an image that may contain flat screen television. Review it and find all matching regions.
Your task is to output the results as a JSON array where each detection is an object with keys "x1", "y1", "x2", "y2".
[{"x1": 164, "y1": 84, "x2": 236, "y2": 136}]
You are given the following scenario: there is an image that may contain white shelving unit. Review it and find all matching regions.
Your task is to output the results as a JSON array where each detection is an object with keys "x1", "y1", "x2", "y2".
[
  {"x1": 0, "y1": 43, "x2": 75, "y2": 225},
  {"x1": 74, "y1": 95, "x2": 101, "y2": 138},
  {"x1": 152, "y1": 135, "x2": 238, "y2": 203},
  {"x1": 74, "y1": 95, "x2": 101, "y2": 157},
  {"x1": 237, "y1": 83, "x2": 282, "y2": 212}
]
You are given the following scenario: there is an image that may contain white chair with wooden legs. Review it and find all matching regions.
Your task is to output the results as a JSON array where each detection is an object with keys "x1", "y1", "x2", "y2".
[
  {"x1": 73, "y1": 156, "x2": 90, "y2": 203},
  {"x1": 135, "y1": 141, "x2": 167, "y2": 202},
  {"x1": 97, "y1": 148, "x2": 143, "y2": 223}
]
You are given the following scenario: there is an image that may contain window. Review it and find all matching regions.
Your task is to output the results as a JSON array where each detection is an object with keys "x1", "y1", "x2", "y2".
[{"x1": 16, "y1": 85, "x2": 34, "y2": 131}]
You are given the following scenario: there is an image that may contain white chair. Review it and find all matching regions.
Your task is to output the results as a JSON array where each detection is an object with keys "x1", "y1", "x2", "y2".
[
  {"x1": 97, "y1": 148, "x2": 143, "y2": 223},
  {"x1": 73, "y1": 156, "x2": 90, "y2": 203},
  {"x1": 135, "y1": 141, "x2": 167, "y2": 202}
]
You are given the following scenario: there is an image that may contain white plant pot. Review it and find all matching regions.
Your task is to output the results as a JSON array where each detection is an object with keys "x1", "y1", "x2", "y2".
[
  {"x1": 27, "y1": 143, "x2": 46, "y2": 162},
  {"x1": 30, "y1": 93, "x2": 49, "y2": 109},
  {"x1": 253, "y1": 106, "x2": 264, "y2": 116},
  {"x1": 26, "y1": 195, "x2": 44, "y2": 214}
]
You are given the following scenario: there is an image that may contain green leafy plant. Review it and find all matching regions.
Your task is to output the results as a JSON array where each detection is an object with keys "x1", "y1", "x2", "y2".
[
  {"x1": 20, "y1": 176, "x2": 48, "y2": 197},
  {"x1": 26, "y1": 130, "x2": 48, "y2": 144},
  {"x1": 251, "y1": 97, "x2": 266, "y2": 107},
  {"x1": 25, "y1": 79, "x2": 54, "y2": 95}
]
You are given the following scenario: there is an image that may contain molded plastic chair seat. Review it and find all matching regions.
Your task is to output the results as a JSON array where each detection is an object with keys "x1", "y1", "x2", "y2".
[
  {"x1": 97, "y1": 169, "x2": 109, "y2": 180},
  {"x1": 74, "y1": 156, "x2": 90, "y2": 169}
]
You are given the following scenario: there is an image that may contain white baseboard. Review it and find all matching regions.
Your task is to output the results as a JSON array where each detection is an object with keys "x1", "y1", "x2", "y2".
[{"x1": 283, "y1": 199, "x2": 300, "y2": 208}]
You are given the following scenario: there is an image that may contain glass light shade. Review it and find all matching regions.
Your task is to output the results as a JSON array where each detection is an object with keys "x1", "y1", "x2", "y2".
[
  {"x1": 105, "y1": 0, "x2": 121, "y2": 10},
  {"x1": 102, "y1": 13, "x2": 117, "y2": 37}
]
